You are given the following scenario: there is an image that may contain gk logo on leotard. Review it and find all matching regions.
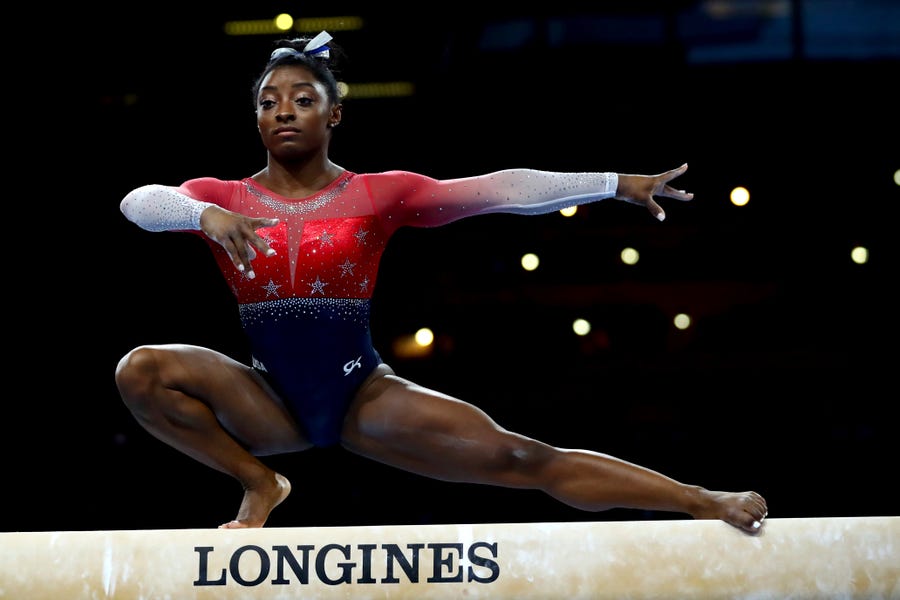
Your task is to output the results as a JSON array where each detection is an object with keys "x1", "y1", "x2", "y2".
[{"x1": 343, "y1": 356, "x2": 362, "y2": 376}]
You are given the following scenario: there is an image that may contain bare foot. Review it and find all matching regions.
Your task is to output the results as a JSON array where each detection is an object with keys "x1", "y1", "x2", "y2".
[
  {"x1": 219, "y1": 472, "x2": 291, "y2": 529},
  {"x1": 693, "y1": 489, "x2": 768, "y2": 535}
]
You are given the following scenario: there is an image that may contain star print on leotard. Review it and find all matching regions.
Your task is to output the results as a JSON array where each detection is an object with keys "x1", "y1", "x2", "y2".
[
  {"x1": 309, "y1": 277, "x2": 328, "y2": 295},
  {"x1": 318, "y1": 230, "x2": 335, "y2": 247},
  {"x1": 339, "y1": 259, "x2": 356, "y2": 277},
  {"x1": 262, "y1": 279, "x2": 281, "y2": 298}
]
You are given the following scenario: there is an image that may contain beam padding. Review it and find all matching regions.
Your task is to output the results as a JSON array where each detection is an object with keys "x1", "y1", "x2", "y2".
[{"x1": 1, "y1": 516, "x2": 897, "y2": 599}]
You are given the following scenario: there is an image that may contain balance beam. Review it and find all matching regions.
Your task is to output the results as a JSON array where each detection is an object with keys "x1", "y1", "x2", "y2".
[{"x1": 1, "y1": 516, "x2": 897, "y2": 599}]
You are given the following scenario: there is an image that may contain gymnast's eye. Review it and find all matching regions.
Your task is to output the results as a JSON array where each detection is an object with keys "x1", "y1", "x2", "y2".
[
  {"x1": 295, "y1": 97, "x2": 314, "y2": 107},
  {"x1": 259, "y1": 99, "x2": 276, "y2": 110}
]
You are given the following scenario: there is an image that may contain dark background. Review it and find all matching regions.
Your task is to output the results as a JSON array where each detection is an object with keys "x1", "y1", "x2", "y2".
[{"x1": 11, "y1": 1, "x2": 896, "y2": 532}]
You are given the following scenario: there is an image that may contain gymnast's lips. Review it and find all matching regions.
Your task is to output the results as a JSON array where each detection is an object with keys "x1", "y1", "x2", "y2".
[{"x1": 274, "y1": 127, "x2": 301, "y2": 136}]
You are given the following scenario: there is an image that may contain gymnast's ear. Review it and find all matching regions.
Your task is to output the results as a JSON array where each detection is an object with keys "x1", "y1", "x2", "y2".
[{"x1": 327, "y1": 103, "x2": 342, "y2": 128}]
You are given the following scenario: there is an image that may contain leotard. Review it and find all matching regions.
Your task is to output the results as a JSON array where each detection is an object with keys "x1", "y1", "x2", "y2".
[{"x1": 121, "y1": 169, "x2": 618, "y2": 446}]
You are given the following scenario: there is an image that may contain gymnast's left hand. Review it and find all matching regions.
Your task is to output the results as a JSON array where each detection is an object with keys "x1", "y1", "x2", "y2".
[{"x1": 614, "y1": 163, "x2": 695, "y2": 221}]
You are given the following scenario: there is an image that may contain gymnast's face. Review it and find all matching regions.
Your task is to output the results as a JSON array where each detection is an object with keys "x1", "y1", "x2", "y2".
[{"x1": 255, "y1": 65, "x2": 341, "y2": 160}]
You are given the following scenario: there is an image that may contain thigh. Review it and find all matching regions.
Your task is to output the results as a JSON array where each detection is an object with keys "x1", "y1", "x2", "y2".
[
  {"x1": 140, "y1": 343, "x2": 311, "y2": 455},
  {"x1": 340, "y1": 368, "x2": 546, "y2": 484}
]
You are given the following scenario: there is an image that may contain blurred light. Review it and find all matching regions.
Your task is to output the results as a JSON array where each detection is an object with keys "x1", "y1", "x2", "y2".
[
  {"x1": 674, "y1": 313, "x2": 691, "y2": 330},
  {"x1": 415, "y1": 328, "x2": 434, "y2": 346},
  {"x1": 730, "y1": 186, "x2": 750, "y2": 206},
  {"x1": 342, "y1": 81, "x2": 415, "y2": 99},
  {"x1": 851, "y1": 246, "x2": 869, "y2": 265},
  {"x1": 274, "y1": 13, "x2": 293, "y2": 31},
  {"x1": 620, "y1": 247, "x2": 640, "y2": 265},
  {"x1": 392, "y1": 328, "x2": 435, "y2": 358},
  {"x1": 521, "y1": 253, "x2": 540, "y2": 271},
  {"x1": 704, "y1": 0, "x2": 790, "y2": 19},
  {"x1": 293, "y1": 16, "x2": 363, "y2": 32},
  {"x1": 560, "y1": 206, "x2": 577, "y2": 217},
  {"x1": 572, "y1": 318, "x2": 591, "y2": 336},
  {"x1": 224, "y1": 19, "x2": 281, "y2": 36},
  {"x1": 894, "y1": 169, "x2": 900, "y2": 186},
  {"x1": 224, "y1": 15, "x2": 363, "y2": 36}
]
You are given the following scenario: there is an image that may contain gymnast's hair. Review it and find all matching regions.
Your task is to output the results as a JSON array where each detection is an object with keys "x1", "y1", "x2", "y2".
[{"x1": 251, "y1": 33, "x2": 344, "y2": 106}]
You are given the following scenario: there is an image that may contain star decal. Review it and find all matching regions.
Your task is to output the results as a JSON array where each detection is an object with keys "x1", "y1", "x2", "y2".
[
  {"x1": 358, "y1": 277, "x2": 370, "y2": 293},
  {"x1": 319, "y1": 231, "x2": 335, "y2": 247},
  {"x1": 262, "y1": 279, "x2": 282, "y2": 298},
  {"x1": 353, "y1": 227, "x2": 369, "y2": 245},
  {"x1": 339, "y1": 258, "x2": 356, "y2": 277},
  {"x1": 309, "y1": 277, "x2": 328, "y2": 295}
]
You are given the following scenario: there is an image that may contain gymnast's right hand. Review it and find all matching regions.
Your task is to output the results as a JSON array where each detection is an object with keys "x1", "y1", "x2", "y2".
[{"x1": 198, "y1": 205, "x2": 279, "y2": 279}]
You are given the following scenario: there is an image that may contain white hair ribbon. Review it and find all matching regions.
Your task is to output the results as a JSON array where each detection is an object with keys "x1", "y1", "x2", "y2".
[{"x1": 303, "y1": 31, "x2": 333, "y2": 58}]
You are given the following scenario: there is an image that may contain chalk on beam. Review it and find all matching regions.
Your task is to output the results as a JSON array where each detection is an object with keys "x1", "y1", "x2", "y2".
[{"x1": 1, "y1": 516, "x2": 898, "y2": 599}]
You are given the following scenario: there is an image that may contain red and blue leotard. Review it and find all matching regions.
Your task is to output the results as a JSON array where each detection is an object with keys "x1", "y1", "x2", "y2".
[{"x1": 123, "y1": 169, "x2": 618, "y2": 446}]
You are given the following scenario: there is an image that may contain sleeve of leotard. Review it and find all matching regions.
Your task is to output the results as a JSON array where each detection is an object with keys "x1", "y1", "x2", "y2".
[
  {"x1": 119, "y1": 177, "x2": 229, "y2": 232},
  {"x1": 367, "y1": 169, "x2": 618, "y2": 230}
]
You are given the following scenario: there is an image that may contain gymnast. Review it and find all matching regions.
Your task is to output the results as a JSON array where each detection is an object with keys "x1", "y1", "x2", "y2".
[{"x1": 116, "y1": 31, "x2": 768, "y2": 534}]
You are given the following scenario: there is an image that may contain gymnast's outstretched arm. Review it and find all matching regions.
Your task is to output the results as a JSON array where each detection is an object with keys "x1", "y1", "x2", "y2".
[{"x1": 369, "y1": 163, "x2": 694, "y2": 229}]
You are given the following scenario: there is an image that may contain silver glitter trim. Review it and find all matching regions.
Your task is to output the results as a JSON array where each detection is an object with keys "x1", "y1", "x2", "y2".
[
  {"x1": 239, "y1": 297, "x2": 371, "y2": 326},
  {"x1": 243, "y1": 173, "x2": 353, "y2": 215}
]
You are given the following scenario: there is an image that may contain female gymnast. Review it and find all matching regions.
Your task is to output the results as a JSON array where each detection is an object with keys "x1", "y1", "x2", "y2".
[{"x1": 116, "y1": 31, "x2": 768, "y2": 533}]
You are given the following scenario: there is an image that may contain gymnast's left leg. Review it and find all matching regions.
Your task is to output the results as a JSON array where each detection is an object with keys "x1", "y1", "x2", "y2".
[{"x1": 341, "y1": 366, "x2": 767, "y2": 534}]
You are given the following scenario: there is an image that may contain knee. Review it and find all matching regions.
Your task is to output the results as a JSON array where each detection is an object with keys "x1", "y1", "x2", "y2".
[
  {"x1": 485, "y1": 436, "x2": 556, "y2": 476},
  {"x1": 115, "y1": 346, "x2": 165, "y2": 406}
]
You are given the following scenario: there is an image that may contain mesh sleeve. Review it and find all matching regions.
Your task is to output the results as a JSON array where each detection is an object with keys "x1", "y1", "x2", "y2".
[
  {"x1": 369, "y1": 169, "x2": 618, "y2": 229},
  {"x1": 120, "y1": 184, "x2": 215, "y2": 232}
]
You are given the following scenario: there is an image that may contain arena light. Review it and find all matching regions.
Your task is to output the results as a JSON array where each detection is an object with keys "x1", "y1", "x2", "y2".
[
  {"x1": 340, "y1": 81, "x2": 415, "y2": 99},
  {"x1": 224, "y1": 15, "x2": 363, "y2": 36}
]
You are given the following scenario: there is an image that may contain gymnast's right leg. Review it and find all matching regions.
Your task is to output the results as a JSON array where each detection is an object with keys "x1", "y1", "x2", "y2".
[{"x1": 114, "y1": 343, "x2": 310, "y2": 528}]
